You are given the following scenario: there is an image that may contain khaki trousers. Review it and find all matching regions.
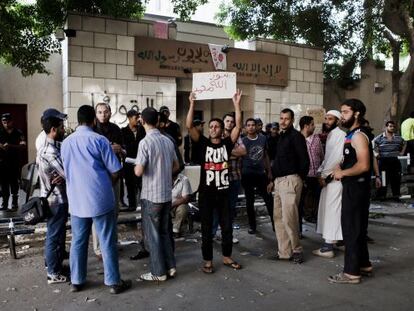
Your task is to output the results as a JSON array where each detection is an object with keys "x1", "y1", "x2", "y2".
[
  {"x1": 273, "y1": 174, "x2": 303, "y2": 258},
  {"x1": 171, "y1": 204, "x2": 188, "y2": 233}
]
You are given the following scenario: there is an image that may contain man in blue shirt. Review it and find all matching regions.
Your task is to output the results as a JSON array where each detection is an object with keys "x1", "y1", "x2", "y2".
[{"x1": 61, "y1": 105, "x2": 131, "y2": 294}]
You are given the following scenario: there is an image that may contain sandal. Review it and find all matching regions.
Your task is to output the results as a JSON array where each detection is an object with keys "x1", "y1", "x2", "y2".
[
  {"x1": 328, "y1": 272, "x2": 361, "y2": 284},
  {"x1": 223, "y1": 261, "x2": 242, "y2": 270},
  {"x1": 202, "y1": 265, "x2": 214, "y2": 274},
  {"x1": 360, "y1": 267, "x2": 373, "y2": 277}
]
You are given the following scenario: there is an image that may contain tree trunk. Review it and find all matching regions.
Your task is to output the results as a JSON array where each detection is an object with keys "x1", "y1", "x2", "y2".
[
  {"x1": 384, "y1": 30, "x2": 401, "y2": 121},
  {"x1": 383, "y1": 0, "x2": 414, "y2": 120}
]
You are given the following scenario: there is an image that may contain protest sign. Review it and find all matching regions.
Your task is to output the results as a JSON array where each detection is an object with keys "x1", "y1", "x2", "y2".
[{"x1": 192, "y1": 72, "x2": 236, "y2": 100}]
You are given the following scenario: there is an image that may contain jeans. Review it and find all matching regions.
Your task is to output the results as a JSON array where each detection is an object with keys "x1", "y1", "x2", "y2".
[
  {"x1": 199, "y1": 191, "x2": 232, "y2": 260},
  {"x1": 241, "y1": 173, "x2": 274, "y2": 231},
  {"x1": 70, "y1": 210, "x2": 120, "y2": 286},
  {"x1": 141, "y1": 199, "x2": 176, "y2": 276},
  {"x1": 45, "y1": 203, "x2": 68, "y2": 275},
  {"x1": 212, "y1": 179, "x2": 241, "y2": 235},
  {"x1": 342, "y1": 180, "x2": 371, "y2": 276}
]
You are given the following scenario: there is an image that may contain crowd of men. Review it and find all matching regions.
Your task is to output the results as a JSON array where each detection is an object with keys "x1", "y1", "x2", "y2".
[{"x1": 1, "y1": 94, "x2": 412, "y2": 292}]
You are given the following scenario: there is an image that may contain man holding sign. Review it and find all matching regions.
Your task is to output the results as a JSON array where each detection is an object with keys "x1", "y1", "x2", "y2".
[{"x1": 186, "y1": 89, "x2": 242, "y2": 274}]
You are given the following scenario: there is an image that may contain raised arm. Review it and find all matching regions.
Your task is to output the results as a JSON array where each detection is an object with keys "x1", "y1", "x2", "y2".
[
  {"x1": 230, "y1": 89, "x2": 242, "y2": 143},
  {"x1": 186, "y1": 92, "x2": 200, "y2": 142}
]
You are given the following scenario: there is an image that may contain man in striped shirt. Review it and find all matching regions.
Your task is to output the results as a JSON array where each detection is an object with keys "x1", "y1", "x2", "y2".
[
  {"x1": 37, "y1": 109, "x2": 68, "y2": 284},
  {"x1": 135, "y1": 107, "x2": 180, "y2": 281},
  {"x1": 373, "y1": 120, "x2": 405, "y2": 201}
]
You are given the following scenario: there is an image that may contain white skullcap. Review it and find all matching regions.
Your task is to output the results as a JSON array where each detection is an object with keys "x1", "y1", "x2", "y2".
[{"x1": 326, "y1": 110, "x2": 342, "y2": 119}]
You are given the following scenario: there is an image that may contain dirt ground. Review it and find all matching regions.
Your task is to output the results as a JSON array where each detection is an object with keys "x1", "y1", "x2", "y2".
[{"x1": 0, "y1": 201, "x2": 414, "y2": 311}]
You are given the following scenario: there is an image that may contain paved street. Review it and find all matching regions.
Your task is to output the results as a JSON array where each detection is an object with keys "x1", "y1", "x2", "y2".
[{"x1": 0, "y1": 201, "x2": 413, "y2": 311}]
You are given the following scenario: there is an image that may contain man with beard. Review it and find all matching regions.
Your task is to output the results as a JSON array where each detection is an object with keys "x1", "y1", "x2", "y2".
[
  {"x1": 93, "y1": 103, "x2": 124, "y2": 258},
  {"x1": 37, "y1": 109, "x2": 69, "y2": 284},
  {"x1": 186, "y1": 90, "x2": 243, "y2": 274},
  {"x1": 313, "y1": 110, "x2": 345, "y2": 258},
  {"x1": 330, "y1": 99, "x2": 372, "y2": 284},
  {"x1": 373, "y1": 121, "x2": 405, "y2": 201}
]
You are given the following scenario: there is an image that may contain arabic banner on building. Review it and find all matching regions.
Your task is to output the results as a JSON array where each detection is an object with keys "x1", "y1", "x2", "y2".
[
  {"x1": 208, "y1": 44, "x2": 227, "y2": 71},
  {"x1": 134, "y1": 36, "x2": 288, "y2": 87},
  {"x1": 192, "y1": 72, "x2": 236, "y2": 100}
]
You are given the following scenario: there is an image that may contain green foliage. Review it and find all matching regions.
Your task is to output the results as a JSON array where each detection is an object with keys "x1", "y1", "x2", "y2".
[
  {"x1": 171, "y1": 0, "x2": 208, "y2": 21},
  {"x1": 0, "y1": 0, "x2": 146, "y2": 76},
  {"x1": 217, "y1": 0, "x2": 406, "y2": 88}
]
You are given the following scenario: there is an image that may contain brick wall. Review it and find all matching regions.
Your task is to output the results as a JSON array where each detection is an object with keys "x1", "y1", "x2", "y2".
[
  {"x1": 63, "y1": 14, "x2": 324, "y2": 129},
  {"x1": 63, "y1": 14, "x2": 177, "y2": 129}
]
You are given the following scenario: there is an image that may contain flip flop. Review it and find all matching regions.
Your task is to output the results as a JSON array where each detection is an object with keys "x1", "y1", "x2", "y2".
[
  {"x1": 223, "y1": 261, "x2": 242, "y2": 270},
  {"x1": 202, "y1": 265, "x2": 214, "y2": 274},
  {"x1": 360, "y1": 267, "x2": 373, "y2": 277}
]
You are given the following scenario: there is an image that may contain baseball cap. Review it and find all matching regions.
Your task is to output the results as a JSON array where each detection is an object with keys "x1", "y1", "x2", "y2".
[
  {"x1": 42, "y1": 108, "x2": 67, "y2": 120},
  {"x1": 192, "y1": 119, "x2": 205, "y2": 126},
  {"x1": 271, "y1": 122, "x2": 279, "y2": 129},
  {"x1": 1, "y1": 113, "x2": 12, "y2": 121},
  {"x1": 159, "y1": 106, "x2": 170, "y2": 113}
]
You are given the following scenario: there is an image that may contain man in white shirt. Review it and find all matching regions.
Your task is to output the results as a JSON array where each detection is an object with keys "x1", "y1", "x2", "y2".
[
  {"x1": 171, "y1": 173, "x2": 192, "y2": 238},
  {"x1": 313, "y1": 110, "x2": 345, "y2": 258}
]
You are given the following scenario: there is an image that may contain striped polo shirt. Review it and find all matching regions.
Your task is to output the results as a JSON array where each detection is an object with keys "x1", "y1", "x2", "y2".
[
  {"x1": 373, "y1": 132, "x2": 404, "y2": 158},
  {"x1": 136, "y1": 128, "x2": 177, "y2": 203}
]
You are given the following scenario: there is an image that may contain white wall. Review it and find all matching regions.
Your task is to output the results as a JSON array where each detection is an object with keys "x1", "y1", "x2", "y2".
[{"x1": 0, "y1": 54, "x2": 63, "y2": 162}]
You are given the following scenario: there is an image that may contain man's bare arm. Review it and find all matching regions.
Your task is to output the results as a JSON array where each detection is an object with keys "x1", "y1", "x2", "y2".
[{"x1": 186, "y1": 93, "x2": 200, "y2": 142}]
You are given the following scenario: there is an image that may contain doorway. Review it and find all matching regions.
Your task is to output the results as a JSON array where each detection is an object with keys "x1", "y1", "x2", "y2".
[{"x1": 0, "y1": 103, "x2": 28, "y2": 166}]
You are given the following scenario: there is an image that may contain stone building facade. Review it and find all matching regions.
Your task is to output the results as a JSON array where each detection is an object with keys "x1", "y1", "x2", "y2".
[{"x1": 0, "y1": 13, "x2": 324, "y2": 161}]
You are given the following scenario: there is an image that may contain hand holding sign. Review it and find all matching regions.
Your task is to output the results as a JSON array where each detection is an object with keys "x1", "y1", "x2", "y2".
[{"x1": 192, "y1": 72, "x2": 236, "y2": 100}]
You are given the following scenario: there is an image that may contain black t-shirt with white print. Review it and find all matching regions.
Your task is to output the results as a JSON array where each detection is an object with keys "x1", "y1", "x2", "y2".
[{"x1": 198, "y1": 136, "x2": 235, "y2": 193}]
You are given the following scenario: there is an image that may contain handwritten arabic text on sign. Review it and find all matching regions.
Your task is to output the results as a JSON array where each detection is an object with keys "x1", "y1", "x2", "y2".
[{"x1": 192, "y1": 72, "x2": 236, "y2": 100}]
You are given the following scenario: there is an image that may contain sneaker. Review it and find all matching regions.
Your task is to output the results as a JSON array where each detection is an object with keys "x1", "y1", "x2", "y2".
[
  {"x1": 312, "y1": 248, "x2": 335, "y2": 258},
  {"x1": 292, "y1": 252, "x2": 304, "y2": 264},
  {"x1": 328, "y1": 272, "x2": 361, "y2": 284},
  {"x1": 167, "y1": 268, "x2": 177, "y2": 278},
  {"x1": 140, "y1": 272, "x2": 167, "y2": 282},
  {"x1": 47, "y1": 274, "x2": 67, "y2": 284},
  {"x1": 232, "y1": 237, "x2": 239, "y2": 244},
  {"x1": 108, "y1": 279, "x2": 132, "y2": 294},
  {"x1": 366, "y1": 236, "x2": 375, "y2": 244},
  {"x1": 70, "y1": 283, "x2": 84, "y2": 292},
  {"x1": 268, "y1": 254, "x2": 292, "y2": 261},
  {"x1": 70, "y1": 284, "x2": 84, "y2": 293}
]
